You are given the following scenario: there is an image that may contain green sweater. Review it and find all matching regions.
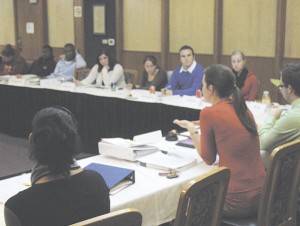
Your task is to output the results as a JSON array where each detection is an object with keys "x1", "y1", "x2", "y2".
[{"x1": 259, "y1": 98, "x2": 300, "y2": 153}]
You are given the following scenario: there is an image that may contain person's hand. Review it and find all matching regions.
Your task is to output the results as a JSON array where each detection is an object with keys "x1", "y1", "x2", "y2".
[
  {"x1": 73, "y1": 78, "x2": 82, "y2": 86},
  {"x1": 173, "y1": 119, "x2": 195, "y2": 131},
  {"x1": 269, "y1": 107, "x2": 283, "y2": 119},
  {"x1": 192, "y1": 120, "x2": 200, "y2": 126},
  {"x1": 161, "y1": 88, "x2": 173, "y2": 95}
]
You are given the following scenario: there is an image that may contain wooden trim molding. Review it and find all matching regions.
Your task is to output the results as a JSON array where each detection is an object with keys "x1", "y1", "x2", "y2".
[
  {"x1": 74, "y1": 0, "x2": 85, "y2": 57},
  {"x1": 213, "y1": 0, "x2": 223, "y2": 64},
  {"x1": 274, "y1": 0, "x2": 286, "y2": 73},
  {"x1": 274, "y1": 0, "x2": 287, "y2": 102},
  {"x1": 161, "y1": 0, "x2": 170, "y2": 70},
  {"x1": 115, "y1": 0, "x2": 123, "y2": 63}
]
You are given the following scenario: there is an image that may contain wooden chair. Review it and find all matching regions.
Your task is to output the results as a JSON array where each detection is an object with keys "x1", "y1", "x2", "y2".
[
  {"x1": 69, "y1": 208, "x2": 142, "y2": 226},
  {"x1": 124, "y1": 69, "x2": 138, "y2": 86},
  {"x1": 173, "y1": 167, "x2": 231, "y2": 226},
  {"x1": 73, "y1": 68, "x2": 91, "y2": 81},
  {"x1": 221, "y1": 139, "x2": 300, "y2": 226}
]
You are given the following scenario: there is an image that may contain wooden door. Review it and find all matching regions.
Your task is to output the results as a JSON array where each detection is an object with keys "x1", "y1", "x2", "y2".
[
  {"x1": 84, "y1": 0, "x2": 116, "y2": 68},
  {"x1": 14, "y1": 0, "x2": 48, "y2": 61}
]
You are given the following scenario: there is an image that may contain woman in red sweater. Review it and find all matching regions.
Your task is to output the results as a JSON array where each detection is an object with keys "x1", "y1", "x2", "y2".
[
  {"x1": 174, "y1": 64, "x2": 265, "y2": 218},
  {"x1": 231, "y1": 51, "x2": 258, "y2": 101}
]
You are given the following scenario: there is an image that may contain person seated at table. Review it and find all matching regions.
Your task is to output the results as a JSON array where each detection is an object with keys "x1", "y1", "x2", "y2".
[
  {"x1": 4, "y1": 106, "x2": 110, "y2": 226},
  {"x1": 259, "y1": 63, "x2": 300, "y2": 168},
  {"x1": 47, "y1": 43, "x2": 86, "y2": 81},
  {"x1": 28, "y1": 45, "x2": 56, "y2": 77},
  {"x1": 141, "y1": 55, "x2": 168, "y2": 91},
  {"x1": 231, "y1": 50, "x2": 258, "y2": 101},
  {"x1": 174, "y1": 64, "x2": 265, "y2": 218},
  {"x1": 162, "y1": 45, "x2": 204, "y2": 96},
  {"x1": 75, "y1": 49, "x2": 126, "y2": 88},
  {"x1": 0, "y1": 44, "x2": 28, "y2": 75}
]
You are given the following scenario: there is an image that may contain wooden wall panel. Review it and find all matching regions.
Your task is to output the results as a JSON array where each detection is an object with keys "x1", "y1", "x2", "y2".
[
  {"x1": 14, "y1": 0, "x2": 48, "y2": 61},
  {"x1": 47, "y1": 0, "x2": 74, "y2": 47},
  {"x1": 223, "y1": 0, "x2": 276, "y2": 57},
  {"x1": 285, "y1": 0, "x2": 300, "y2": 58},
  {"x1": 169, "y1": 0, "x2": 214, "y2": 54},
  {"x1": 0, "y1": 0, "x2": 15, "y2": 45},
  {"x1": 221, "y1": 56, "x2": 276, "y2": 102},
  {"x1": 123, "y1": 0, "x2": 161, "y2": 52}
]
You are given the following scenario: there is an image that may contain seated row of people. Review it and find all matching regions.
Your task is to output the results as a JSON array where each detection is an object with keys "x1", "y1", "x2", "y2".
[
  {"x1": 3, "y1": 62, "x2": 300, "y2": 225},
  {"x1": 0, "y1": 43, "x2": 85, "y2": 80},
  {"x1": 0, "y1": 43, "x2": 257, "y2": 101}
]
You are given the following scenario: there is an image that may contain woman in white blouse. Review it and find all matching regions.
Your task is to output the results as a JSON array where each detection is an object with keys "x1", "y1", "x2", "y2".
[{"x1": 78, "y1": 49, "x2": 126, "y2": 88}]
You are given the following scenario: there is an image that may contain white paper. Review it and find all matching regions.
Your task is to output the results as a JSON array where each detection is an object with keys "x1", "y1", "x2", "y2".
[{"x1": 133, "y1": 130, "x2": 162, "y2": 144}]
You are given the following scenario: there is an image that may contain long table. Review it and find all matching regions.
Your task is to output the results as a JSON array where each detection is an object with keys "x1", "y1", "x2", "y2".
[
  {"x1": 0, "y1": 84, "x2": 202, "y2": 154},
  {"x1": 0, "y1": 139, "x2": 217, "y2": 226}
]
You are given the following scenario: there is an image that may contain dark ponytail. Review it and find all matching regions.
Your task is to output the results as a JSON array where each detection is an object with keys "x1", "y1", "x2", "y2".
[
  {"x1": 204, "y1": 64, "x2": 258, "y2": 136},
  {"x1": 231, "y1": 86, "x2": 258, "y2": 135}
]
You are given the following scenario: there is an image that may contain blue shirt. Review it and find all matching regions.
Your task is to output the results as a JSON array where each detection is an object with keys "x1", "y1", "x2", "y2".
[
  {"x1": 47, "y1": 53, "x2": 86, "y2": 81},
  {"x1": 166, "y1": 61, "x2": 204, "y2": 96}
]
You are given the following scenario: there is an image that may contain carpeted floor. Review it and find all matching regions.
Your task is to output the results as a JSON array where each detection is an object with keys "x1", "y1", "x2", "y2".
[
  {"x1": 0, "y1": 133, "x2": 96, "y2": 180},
  {"x1": 0, "y1": 133, "x2": 33, "y2": 180}
]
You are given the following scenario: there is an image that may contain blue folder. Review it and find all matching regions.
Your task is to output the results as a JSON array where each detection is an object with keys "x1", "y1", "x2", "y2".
[{"x1": 84, "y1": 163, "x2": 135, "y2": 192}]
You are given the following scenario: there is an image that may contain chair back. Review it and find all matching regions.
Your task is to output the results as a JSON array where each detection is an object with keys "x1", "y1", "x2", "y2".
[
  {"x1": 167, "y1": 70, "x2": 173, "y2": 81},
  {"x1": 73, "y1": 68, "x2": 91, "y2": 81},
  {"x1": 174, "y1": 167, "x2": 230, "y2": 226},
  {"x1": 70, "y1": 208, "x2": 142, "y2": 226},
  {"x1": 124, "y1": 69, "x2": 138, "y2": 86},
  {"x1": 257, "y1": 139, "x2": 300, "y2": 226}
]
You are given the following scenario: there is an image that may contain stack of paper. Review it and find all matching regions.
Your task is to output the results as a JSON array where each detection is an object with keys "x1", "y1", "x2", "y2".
[
  {"x1": 99, "y1": 138, "x2": 159, "y2": 161},
  {"x1": 138, "y1": 152, "x2": 197, "y2": 172},
  {"x1": 99, "y1": 131, "x2": 162, "y2": 161}
]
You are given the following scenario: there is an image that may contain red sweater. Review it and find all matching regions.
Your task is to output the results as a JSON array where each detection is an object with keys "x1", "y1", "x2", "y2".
[
  {"x1": 200, "y1": 100, "x2": 265, "y2": 208},
  {"x1": 240, "y1": 72, "x2": 258, "y2": 101}
]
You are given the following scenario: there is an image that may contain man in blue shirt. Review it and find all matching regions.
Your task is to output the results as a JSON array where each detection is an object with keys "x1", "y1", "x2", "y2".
[
  {"x1": 162, "y1": 45, "x2": 204, "y2": 96},
  {"x1": 47, "y1": 43, "x2": 86, "y2": 81}
]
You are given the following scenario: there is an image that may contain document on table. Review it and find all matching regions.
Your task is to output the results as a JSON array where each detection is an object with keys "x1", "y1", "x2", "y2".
[{"x1": 138, "y1": 152, "x2": 197, "y2": 172}]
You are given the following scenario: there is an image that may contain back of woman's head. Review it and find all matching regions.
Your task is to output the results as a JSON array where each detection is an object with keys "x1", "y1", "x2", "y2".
[
  {"x1": 204, "y1": 64, "x2": 236, "y2": 99},
  {"x1": 30, "y1": 107, "x2": 80, "y2": 173},
  {"x1": 205, "y1": 64, "x2": 258, "y2": 135}
]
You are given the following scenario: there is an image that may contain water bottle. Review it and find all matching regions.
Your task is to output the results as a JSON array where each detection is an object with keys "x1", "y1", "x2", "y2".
[
  {"x1": 262, "y1": 91, "x2": 271, "y2": 106},
  {"x1": 111, "y1": 82, "x2": 116, "y2": 91}
]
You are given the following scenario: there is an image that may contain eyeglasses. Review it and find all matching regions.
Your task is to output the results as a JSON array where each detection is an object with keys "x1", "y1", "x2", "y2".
[{"x1": 278, "y1": 84, "x2": 287, "y2": 90}]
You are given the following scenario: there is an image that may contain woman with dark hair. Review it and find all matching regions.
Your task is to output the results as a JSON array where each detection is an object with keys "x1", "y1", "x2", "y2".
[
  {"x1": 231, "y1": 50, "x2": 258, "y2": 101},
  {"x1": 79, "y1": 49, "x2": 126, "y2": 88},
  {"x1": 5, "y1": 107, "x2": 110, "y2": 226},
  {"x1": 141, "y1": 55, "x2": 168, "y2": 90},
  {"x1": 0, "y1": 44, "x2": 28, "y2": 75},
  {"x1": 174, "y1": 64, "x2": 265, "y2": 218}
]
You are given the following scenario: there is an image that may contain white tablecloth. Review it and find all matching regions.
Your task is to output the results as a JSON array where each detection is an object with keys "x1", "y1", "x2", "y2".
[{"x1": 0, "y1": 140, "x2": 216, "y2": 226}]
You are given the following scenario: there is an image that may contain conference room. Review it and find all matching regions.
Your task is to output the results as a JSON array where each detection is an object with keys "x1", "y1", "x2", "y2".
[{"x1": 1, "y1": 0, "x2": 300, "y2": 226}]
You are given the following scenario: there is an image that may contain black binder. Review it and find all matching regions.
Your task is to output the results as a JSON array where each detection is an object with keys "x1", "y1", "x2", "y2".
[{"x1": 84, "y1": 163, "x2": 135, "y2": 194}]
